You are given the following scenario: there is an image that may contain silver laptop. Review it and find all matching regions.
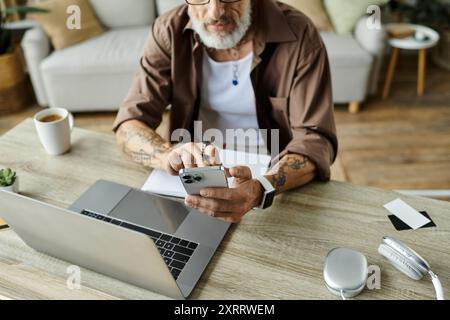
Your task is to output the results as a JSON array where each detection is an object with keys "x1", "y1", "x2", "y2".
[{"x1": 0, "y1": 180, "x2": 231, "y2": 299}]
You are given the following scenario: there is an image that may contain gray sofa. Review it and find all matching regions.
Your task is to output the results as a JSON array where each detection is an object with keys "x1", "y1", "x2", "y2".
[{"x1": 22, "y1": 0, "x2": 385, "y2": 113}]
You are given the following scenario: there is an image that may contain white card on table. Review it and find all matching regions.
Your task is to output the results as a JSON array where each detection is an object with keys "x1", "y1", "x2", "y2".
[{"x1": 383, "y1": 198, "x2": 431, "y2": 230}]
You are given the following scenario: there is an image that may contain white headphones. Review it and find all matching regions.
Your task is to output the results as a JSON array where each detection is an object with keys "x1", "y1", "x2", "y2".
[{"x1": 378, "y1": 236, "x2": 445, "y2": 300}]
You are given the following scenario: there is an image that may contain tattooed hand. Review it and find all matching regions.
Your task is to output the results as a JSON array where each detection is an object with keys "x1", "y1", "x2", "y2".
[{"x1": 116, "y1": 120, "x2": 222, "y2": 175}]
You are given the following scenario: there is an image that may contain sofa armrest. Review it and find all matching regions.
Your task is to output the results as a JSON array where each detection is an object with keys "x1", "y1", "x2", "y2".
[
  {"x1": 354, "y1": 16, "x2": 387, "y2": 95},
  {"x1": 21, "y1": 27, "x2": 51, "y2": 106},
  {"x1": 354, "y1": 16, "x2": 386, "y2": 56}
]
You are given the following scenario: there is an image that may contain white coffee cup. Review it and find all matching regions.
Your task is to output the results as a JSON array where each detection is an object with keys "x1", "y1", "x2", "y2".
[{"x1": 34, "y1": 108, "x2": 74, "y2": 156}]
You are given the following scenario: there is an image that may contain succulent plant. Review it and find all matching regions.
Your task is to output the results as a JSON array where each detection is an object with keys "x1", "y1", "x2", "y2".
[{"x1": 0, "y1": 168, "x2": 16, "y2": 187}]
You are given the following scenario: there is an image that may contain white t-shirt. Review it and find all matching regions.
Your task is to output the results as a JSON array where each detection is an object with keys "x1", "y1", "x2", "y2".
[{"x1": 197, "y1": 49, "x2": 267, "y2": 154}]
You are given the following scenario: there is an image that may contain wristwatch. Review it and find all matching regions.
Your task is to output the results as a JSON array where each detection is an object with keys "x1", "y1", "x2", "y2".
[{"x1": 255, "y1": 176, "x2": 276, "y2": 209}]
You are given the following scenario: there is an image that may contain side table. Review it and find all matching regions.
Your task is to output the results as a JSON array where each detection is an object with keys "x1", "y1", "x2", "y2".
[{"x1": 383, "y1": 24, "x2": 440, "y2": 99}]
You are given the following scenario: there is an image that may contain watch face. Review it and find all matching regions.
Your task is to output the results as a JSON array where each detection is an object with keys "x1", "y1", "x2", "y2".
[{"x1": 263, "y1": 190, "x2": 276, "y2": 209}]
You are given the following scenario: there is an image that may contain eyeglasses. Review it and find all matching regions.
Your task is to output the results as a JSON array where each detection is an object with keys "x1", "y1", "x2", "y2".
[{"x1": 185, "y1": 0, "x2": 242, "y2": 5}]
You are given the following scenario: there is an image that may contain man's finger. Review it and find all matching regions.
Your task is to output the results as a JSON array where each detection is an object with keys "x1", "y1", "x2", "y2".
[
  {"x1": 185, "y1": 195, "x2": 234, "y2": 213},
  {"x1": 200, "y1": 209, "x2": 235, "y2": 219},
  {"x1": 180, "y1": 149, "x2": 196, "y2": 168},
  {"x1": 208, "y1": 211, "x2": 235, "y2": 219},
  {"x1": 191, "y1": 144, "x2": 208, "y2": 167},
  {"x1": 224, "y1": 167, "x2": 232, "y2": 178},
  {"x1": 200, "y1": 188, "x2": 236, "y2": 201},
  {"x1": 167, "y1": 151, "x2": 184, "y2": 174},
  {"x1": 229, "y1": 166, "x2": 252, "y2": 180},
  {"x1": 204, "y1": 145, "x2": 221, "y2": 165}
]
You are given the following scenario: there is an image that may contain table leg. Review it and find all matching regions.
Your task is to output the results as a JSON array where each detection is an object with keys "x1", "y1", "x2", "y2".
[
  {"x1": 418, "y1": 49, "x2": 427, "y2": 96},
  {"x1": 383, "y1": 47, "x2": 400, "y2": 99},
  {"x1": 348, "y1": 101, "x2": 361, "y2": 114}
]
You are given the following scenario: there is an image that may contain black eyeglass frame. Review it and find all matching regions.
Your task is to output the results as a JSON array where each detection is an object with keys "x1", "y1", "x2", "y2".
[{"x1": 185, "y1": 0, "x2": 242, "y2": 5}]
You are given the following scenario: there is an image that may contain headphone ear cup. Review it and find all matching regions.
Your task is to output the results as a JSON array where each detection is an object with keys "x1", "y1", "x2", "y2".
[{"x1": 378, "y1": 244, "x2": 424, "y2": 280}]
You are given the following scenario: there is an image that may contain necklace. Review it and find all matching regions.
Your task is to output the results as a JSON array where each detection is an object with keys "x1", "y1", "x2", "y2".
[
  {"x1": 205, "y1": 37, "x2": 250, "y2": 87},
  {"x1": 231, "y1": 46, "x2": 241, "y2": 86},
  {"x1": 232, "y1": 63, "x2": 239, "y2": 86}
]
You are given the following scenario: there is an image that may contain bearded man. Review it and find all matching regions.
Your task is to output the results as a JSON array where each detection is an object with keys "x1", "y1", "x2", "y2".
[{"x1": 113, "y1": 0, "x2": 338, "y2": 223}]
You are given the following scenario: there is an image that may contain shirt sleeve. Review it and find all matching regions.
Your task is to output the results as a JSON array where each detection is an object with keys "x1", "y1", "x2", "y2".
[
  {"x1": 278, "y1": 37, "x2": 338, "y2": 181},
  {"x1": 112, "y1": 18, "x2": 172, "y2": 132}
]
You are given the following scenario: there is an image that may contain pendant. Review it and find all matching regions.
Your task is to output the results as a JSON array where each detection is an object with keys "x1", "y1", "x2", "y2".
[{"x1": 232, "y1": 64, "x2": 239, "y2": 86}]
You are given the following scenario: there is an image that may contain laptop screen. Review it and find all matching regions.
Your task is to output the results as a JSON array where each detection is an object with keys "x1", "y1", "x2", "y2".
[{"x1": 108, "y1": 190, "x2": 190, "y2": 235}]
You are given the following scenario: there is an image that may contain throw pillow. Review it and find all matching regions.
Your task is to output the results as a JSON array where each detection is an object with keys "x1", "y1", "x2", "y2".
[
  {"x1": 28, "y1": 0, "x2": 105, "y2": 50},
  {"x1": 279, "y1": 0, "x2": 334, "y2": 32},
  {"x1": 323, "y1": 0, "x2": 389, "y2": 34}
]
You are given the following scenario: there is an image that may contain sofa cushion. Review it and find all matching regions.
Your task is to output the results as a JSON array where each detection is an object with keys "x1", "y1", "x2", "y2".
[
  {"x1": 40, "y1": 27, "x2": 150, "y2": 111},
  {"x1": 90, "y1": 0, "x2": 155, "y2": 28},
  {"x1": 156, "y1": 0, "x2": 185, "y2": 15}
]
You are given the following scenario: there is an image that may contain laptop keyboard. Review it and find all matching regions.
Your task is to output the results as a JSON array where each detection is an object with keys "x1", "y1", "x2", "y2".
[{"x1": 80, "y1": 209, "x2": 198, "y2": 280}]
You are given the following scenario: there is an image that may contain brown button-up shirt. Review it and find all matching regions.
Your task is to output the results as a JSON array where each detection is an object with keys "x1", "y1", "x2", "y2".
[{"x1": 113, "y1": 0, "x2": 338, "y2": 181}]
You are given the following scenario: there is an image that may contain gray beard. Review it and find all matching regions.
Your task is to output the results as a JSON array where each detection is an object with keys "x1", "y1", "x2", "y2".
[{"x1": 188, "y1": 5, "x2": 252, "y2": 50}]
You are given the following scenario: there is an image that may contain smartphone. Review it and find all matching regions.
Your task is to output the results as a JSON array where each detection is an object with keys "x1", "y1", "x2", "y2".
[{"x1": 179, "y1": 166, "x2": 229, "y2": 195}]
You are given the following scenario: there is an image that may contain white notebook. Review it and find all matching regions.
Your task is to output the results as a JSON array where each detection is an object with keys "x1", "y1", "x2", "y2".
[{"x1": 142, "y1": 149, "x2": 272, "y2": 198}]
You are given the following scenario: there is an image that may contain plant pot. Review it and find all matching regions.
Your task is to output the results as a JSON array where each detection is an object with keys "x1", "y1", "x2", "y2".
[
  {"x1": 0, "y1": 176, "x2": 19, "y2": 193},
  {"x1": 432, "y1": 30, "x2": 450, "y2": 71},
  {"x1": 0, "y1": 47, "x2": 29, "y2": 115},
  {"x1": 0, "y1": 47, "x2": 25, "y2": 90}
]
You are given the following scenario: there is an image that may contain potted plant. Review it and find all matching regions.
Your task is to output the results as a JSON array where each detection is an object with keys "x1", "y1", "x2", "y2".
[
  {"x1": 0, "y1": 168, "x2": 19, "y2": 193},
  {"x1": 0, "y1": 0, "x2": 48, "y2": 113},
  {"x1": 389, "y1": 0, "x2": 450, "y2": 70}
]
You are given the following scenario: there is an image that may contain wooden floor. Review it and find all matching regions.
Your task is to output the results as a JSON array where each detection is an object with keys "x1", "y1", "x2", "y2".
[
  {"x1": 1, "y1": 55, "x2": 449, "y2": 193},
  {"x1": 335, "y1": 53, "x2": 450, "y2": 193}
]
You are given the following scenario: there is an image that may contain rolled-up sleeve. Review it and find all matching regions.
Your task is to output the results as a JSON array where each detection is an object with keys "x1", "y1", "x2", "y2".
[
  {"x1": 112, "y1": 18, "x2": 172, "y2": 132},
  {"x1": 279, "y1": 40, "x2": 338, "y2": 181}
]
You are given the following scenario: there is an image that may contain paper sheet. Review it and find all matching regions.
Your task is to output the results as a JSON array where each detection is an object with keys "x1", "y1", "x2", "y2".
[
  {"x1": 383, "y1": 198, "x2": 431, "y2": 230},
  {"x1": 142, "y1": 149, "x2": 272, "y2": 198}
]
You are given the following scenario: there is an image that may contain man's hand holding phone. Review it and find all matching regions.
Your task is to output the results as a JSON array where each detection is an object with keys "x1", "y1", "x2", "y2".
[
  {"x1": 163, "y1": 143, "x2": 265, "y2": 224},
  {"x1": 184, "y1": 166, "x2": 264, "y2": 224}
]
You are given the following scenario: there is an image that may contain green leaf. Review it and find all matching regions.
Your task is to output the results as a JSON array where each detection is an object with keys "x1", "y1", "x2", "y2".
[{"x1": 5, "y1": 6, "x2": 50, "y2": 15}]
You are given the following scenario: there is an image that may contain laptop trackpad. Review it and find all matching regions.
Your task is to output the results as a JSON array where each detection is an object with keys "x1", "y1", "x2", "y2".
[
  {"x1": 69, "y1": 180, "x2": 131, "y2": 215},
  {"x1": 109, "y1": 190, "x2": 190, "y2": 234}
]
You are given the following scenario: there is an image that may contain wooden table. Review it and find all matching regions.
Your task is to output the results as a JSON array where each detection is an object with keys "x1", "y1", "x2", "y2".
[{"x1": 0, "y1": 119, "x2": 449, "y2": 300}]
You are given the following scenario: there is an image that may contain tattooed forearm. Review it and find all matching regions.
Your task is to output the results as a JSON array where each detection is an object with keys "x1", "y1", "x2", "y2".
[
  {"x1": 130, "y1": 148, "x2": 167, "y2": 167},
  {"x1": 116, "y1": 120, "x2": 172, "y2": 169},
  {"x1": 289, "y1": 157, "x2": 309, "y2": 170},
  {"x1": 265, "y1": 154, "x2": 316, "y2": 194}
]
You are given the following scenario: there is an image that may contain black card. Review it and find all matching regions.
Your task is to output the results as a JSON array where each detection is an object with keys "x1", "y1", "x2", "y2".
[{"x1": 388, "y1": 211, "x2": 436, "y2": 231}]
